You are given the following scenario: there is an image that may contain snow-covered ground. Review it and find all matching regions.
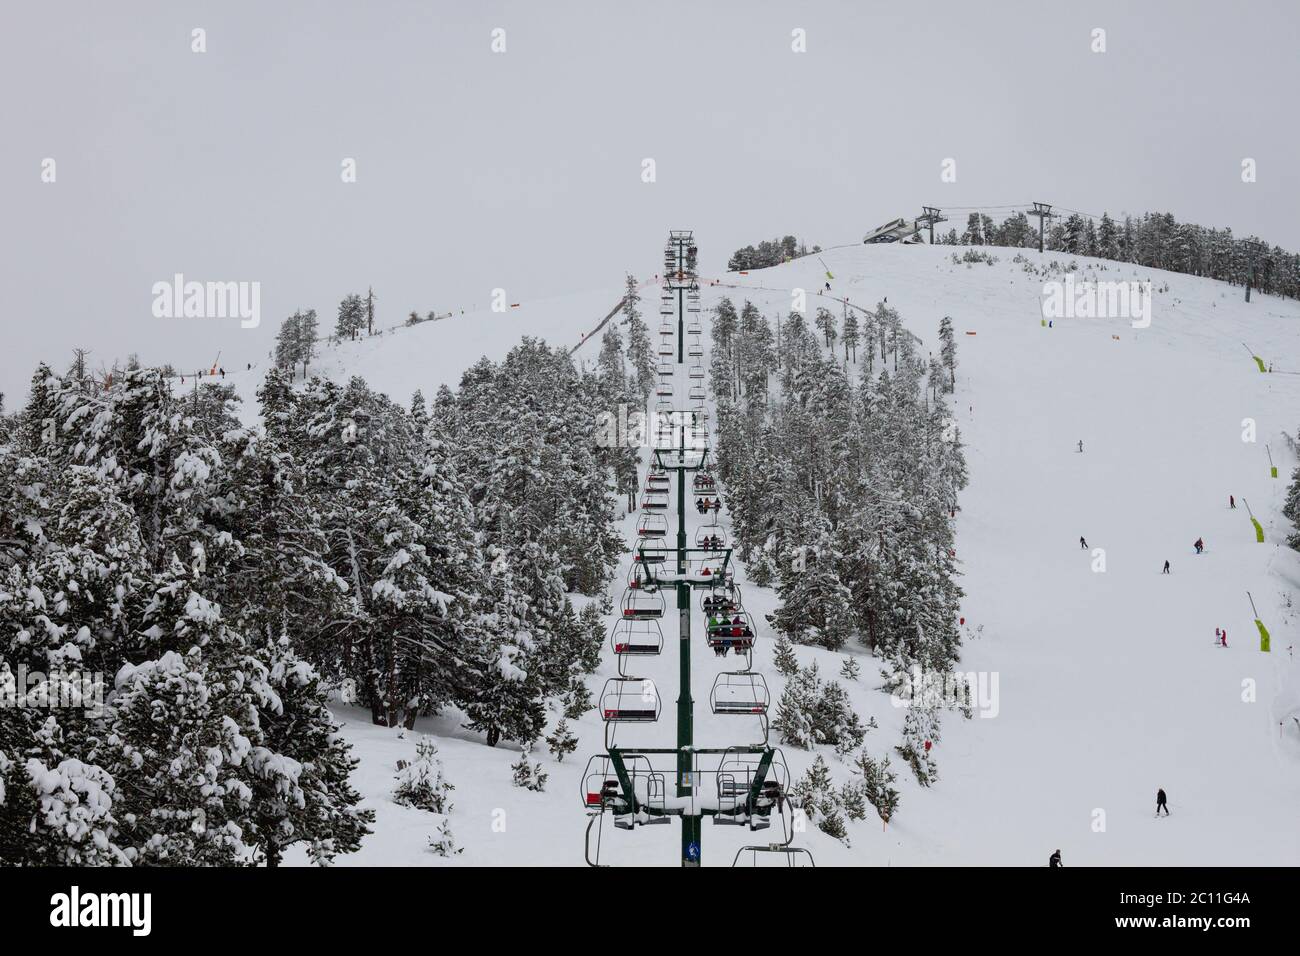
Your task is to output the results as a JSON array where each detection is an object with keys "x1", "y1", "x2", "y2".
[{"x1": 267, "y1": 241, "x2": 1300, "y2": 866}]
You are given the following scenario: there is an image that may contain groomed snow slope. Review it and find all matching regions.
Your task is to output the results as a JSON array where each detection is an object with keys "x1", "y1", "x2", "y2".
[{"x1": 275, "y1": 241, "x2": 1300, "y2": 866}]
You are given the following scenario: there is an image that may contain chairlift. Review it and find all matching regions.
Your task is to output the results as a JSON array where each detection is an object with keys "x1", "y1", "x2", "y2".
[
  {"x1": 688, "y1": 364, "x2": 705, "y2": 379},
  {"x1": 609, "y1": 618, "x2": 664, "y2": 656},
  {"x1": 641, "y1": 492, "x2": 668, "y2": 511},
  {"x1": 710, "y1": 671, "x2": 770, "y2": 716},
  {"x1": 716, "y1": 747, "x2": 788, "y2": 829},
  {"x1": 695, "y1": 524, "x2": 727, "y2": 550},
  {"x1": 688, "y1": 343, "x2": 703, "y2": 357},
  {"x1": 632, "y1": 539, "x2": 668, "y2": 564},
  {"x1": 693, "y1": 472, "x2": 716, "y2": 491},
  {"x1": 626, "y1": 561, "x2": 656, "y2": 591},
  {"x1": 705, "y1": 610, "x2": 756, "y2": 652},
  {"x1": 637, "y1": 513, "x2": 667, "y2": 538},
  {"x1": 621, "y1": 586, "x2": 664, "y2": 619},
  {"x1": 689, "y1": 384, "x2": 706, "y2": 401},
  {"x1": 656, "y1": 382, "x2": 674, "y2": 397},
  {"x1": 599, "y1": 677, "x2": 661, "y2": 722},
  {"x1": 580, "y1": 754, "x2": 668, "y2": 828},
  {"x1": 731, "y1": 845, "x2": 815, "y2": 867}
]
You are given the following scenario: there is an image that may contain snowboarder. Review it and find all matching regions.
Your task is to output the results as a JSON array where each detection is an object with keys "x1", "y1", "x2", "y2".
[
  {"x1": 1229, "y1": 495, "x2": 1235, "y2": 509},
  {"x1": 1049, "y1": 849, "x2": 1062, "y2": 868},
  {"x1": 1156, "y1": 788, "x2": 1169, "y2": 816},
  {"x1": 1194, "y1": 537, "x2": 1204, "y2": 554},
  {"x1": 1162, "y1": 560, "x2": 1170, "y2": 574},
  {"x1": 1080, "y1": 536, "x2": 1088, "y2": 549}
]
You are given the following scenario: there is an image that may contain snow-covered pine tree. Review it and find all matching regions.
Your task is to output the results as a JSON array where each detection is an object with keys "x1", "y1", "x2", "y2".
[
  {"x1": 510, "y1": 746, "x2": 548, "y2": 791},
  {"x1": 544, "y1": 718, "x2": 579, "y2": 762},
  {"x1": 772, "y1": 634, "x2": 799, "y2": 677},
  {"x1": 842, "y1": 307, "x2": 859, "y2": 364},
  {"x1": 791, "y1": 755, "x2": 847, "y2": 842},
  {"x1": 814, "y1": 307, "x2": 838, "y2": 350},
  {"x1": 335, "y1": 294, "x2": 367, "y2": 340},
  {"x1": 622, "y1": 274, "x2": 655, "y2": 402},
  {"x1": 393, "y1": 736, "x2": 454, "y2": 814},
  {"x1": 938, "y1": 315, "x2": 957, "y2": 392},
  {"x1": 275, "y1": 311, "x2": 304, "y2": 372},
  {"x1": 296, "y1": 308, "x2": 319, "y2": 375},
  {"x1": 852, "y1": 750, "x2": 900, "y2": 823},
  {"x1": 248, "y1": 635, "x2": 375, "y2": 866}
]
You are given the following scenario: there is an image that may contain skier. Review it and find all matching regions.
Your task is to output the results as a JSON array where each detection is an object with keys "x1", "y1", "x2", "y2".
[
  {"x1": 1080, "y1": 536, "x2": 1088, "y2": 549},
  {"x1": 1156, "y1": 788, "x2": 1169, "y2": 816},
  {"x1": 1162, "y1": 560, "x2": 1170, "y2": 574},
  {"x1": 1049, "y1": 849, "x2": 1062, "y2": 868},
  {"x1": 1229, "y1": 495, "x2": 1235, "y2": 509},
  {"x1": 1221, "y1": 629, "x2": 1228, "y2": 648},
  {"x1": 1194, "y1": 537, "x2": 1204, "y2": 554},
  {"x1": 1078, "y1": 440, "x2": 1084, "y2": 453}
]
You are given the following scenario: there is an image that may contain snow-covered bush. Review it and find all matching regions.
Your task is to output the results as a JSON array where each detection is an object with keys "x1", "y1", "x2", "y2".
[
  {"x1": 510, "y1": 747, "x2": 548, "y2": 792},
  {"x1": 393, "y1": 737, "x2": 454, "y2": 814}
]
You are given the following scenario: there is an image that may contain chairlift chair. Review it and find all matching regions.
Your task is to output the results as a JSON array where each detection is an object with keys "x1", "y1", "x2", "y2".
[
  {"x1": 695, "y1": 524, "x2": 728, "y2": 550},
  {"x1": 710, "y1": 671, "x2": 770, "y2": 716},
  {"x1": 731, "y1": 845, "x2": 815, "y2": 867},
  {"x1": 705, "y1": 609, "x2": 756, "y2": 652},
  {"x1": 632, "y1": 538, "x2": 668, "y2": 564},
  {"x1": 716, "y1": 747, "x2": 788, "y2": 829},
  {"x1": 621, "y1": 586, "x2": 664, "y2": 619},
  {"x1": 637, "y1": 514, "x2": 667, "y2": 539},
  {"x1": 688, "y1": 364, "x2": 705, "y2": 379},
  {"x1": 626, "y1": 561, "x2": 656, "y2": 591},
  {"x1": 599, "y1": 677, "x2": 661, "y2": 722},
  {"x1": 580, "y1": 754, "x2": 669, "y2": 828},
  {"x1": 609, "y1": 618, "x2": 664, "y2": 657}
]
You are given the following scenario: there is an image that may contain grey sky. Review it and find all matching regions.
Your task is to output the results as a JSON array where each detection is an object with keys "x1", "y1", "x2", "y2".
[{"x1": 3, "y1": 0, "x2": 1297, "y2": 404}]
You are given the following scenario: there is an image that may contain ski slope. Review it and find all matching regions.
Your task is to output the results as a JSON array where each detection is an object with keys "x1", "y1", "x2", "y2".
[{"x1": 267, "y1": 241, "x2": 1300, "y2": 866}]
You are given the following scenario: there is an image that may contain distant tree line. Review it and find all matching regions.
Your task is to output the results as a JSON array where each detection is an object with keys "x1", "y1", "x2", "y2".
[
  {"x1": 942, "y1": 209, "x2": 1300, "y2": 302},
  {"x1": 727, "y1": 235, "x2": 822, "y2": 272}
]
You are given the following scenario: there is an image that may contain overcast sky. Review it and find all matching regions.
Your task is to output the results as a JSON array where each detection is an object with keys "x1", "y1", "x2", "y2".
[{"x1": 3, "y1": 0, "x2": 1297, "y2": 404}]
